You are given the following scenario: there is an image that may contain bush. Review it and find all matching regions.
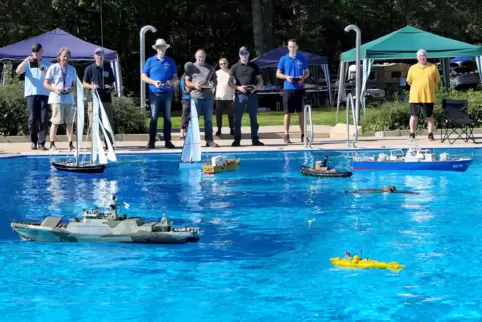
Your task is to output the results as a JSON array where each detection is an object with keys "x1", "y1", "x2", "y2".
[
  {"x1": 0, "y1": 79, "x2": 147, "y2": 136},
  {"x1": 360, "y1": 87, "x2": 482, "y2": 132}
]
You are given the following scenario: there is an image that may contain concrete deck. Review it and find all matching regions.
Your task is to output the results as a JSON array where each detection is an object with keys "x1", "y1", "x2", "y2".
[{"x1": 0, "y1": 125, "x2": 479, "y2": 158}]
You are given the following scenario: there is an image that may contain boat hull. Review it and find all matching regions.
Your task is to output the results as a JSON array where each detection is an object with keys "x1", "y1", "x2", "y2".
[
  {"x1": 202, "y1": 159, "x2": 240, "y2": 174},
  {"x1": 52, "y1": 161, "x2": 106, "y2": 174},
  {"x1": 330, "y1": 257, "x2": 404, "y2": 271},
  {"x1": 352, "y1": 159, "x2": 472, "y2": 172},
  {"x1": 10, "y1": 223, "x2": 200, "y2": 244},
  {"x1": 301, "y1": 165, "x2": 352, "y2": 178}
]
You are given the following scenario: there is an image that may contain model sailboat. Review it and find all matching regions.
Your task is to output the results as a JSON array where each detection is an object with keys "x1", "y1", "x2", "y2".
[
  {"x1": 179, "y1": 100, "x2": 203, "y2": 168},
  {"x1": 51, "y1": 78, "x2": 117, "y2": 173}
]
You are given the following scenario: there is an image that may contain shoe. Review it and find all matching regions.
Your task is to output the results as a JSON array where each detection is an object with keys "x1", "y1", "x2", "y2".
[
  {"x1": 252, "y1": 140, "x2": 264, "y2": 146},
  {"x1": 31, "y1": 143, "x2": 37, "y2": 150},
  {"x1": 215, "y1": 130, "x2": 221, "y2": 136},
  {"x1": 38, "y1": 144, "x2": 48, "y2": 151},
  {"x1": 284, "y1": 135, "x2": 291, "y2": 143},
  {"x1": 165, "y1": 141, "x2": 175, "y2": 149},
  {"x1": 301, "y1": 134, "x2": 310, "y2": 143},
  {"x1": 428, "y1": 133, "x2": 435, "y2": 141},
  {"x1": 206, "y1": 140, "x2": 219, "y2": 147},
  {"x1": 180, "y1": 136, "x2": 186, "y2": 141},
  {"x1": 49, "y1": 143, "x2": 57, "y2": 152},
  {"x1": 232, "y1": 140, "x2": 241, "y2": 147},
  {"x1": 146, "y1": 141, "x2": 155, "y2": 149},
  {"x1": 409, "y1": 133, "x2": 415, "y2": 139}
]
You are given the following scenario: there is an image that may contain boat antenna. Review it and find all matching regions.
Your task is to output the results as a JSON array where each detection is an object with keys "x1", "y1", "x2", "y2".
[
  {"x1": 205, "y1": 51, "x2": 225, "y2": 84},
  {"x1": 100, "y1": 0, "x2": 105, "y2": 89},
  {"x1": 360, "y1": 248, "x2": 363, "y2": 259}
]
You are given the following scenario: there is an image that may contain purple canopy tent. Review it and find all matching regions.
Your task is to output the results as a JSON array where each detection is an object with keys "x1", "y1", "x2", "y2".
[
  {"x1": 0, "y1": 28, "x2": 123, "y2": 96},
  {"x1": 251, "y1": 46, "x2": 332, "y2": 106}
]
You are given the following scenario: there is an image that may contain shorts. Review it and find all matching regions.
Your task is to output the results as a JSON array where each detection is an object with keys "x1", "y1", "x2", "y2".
[
  {"x1": 50, "y1": 103, "x2": 74, "y2": 125},
  {"x1": 88, "y1": 101, "x2": 114, "y2": 129},
  {"x1": 283, "y1": 90, "x2": 304, "y2": 114},
  {"x1": 410, "y1": 103, "x2": 434, "y2": 117}
]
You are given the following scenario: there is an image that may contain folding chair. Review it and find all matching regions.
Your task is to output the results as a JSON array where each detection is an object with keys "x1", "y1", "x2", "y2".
[{"x1": 440, "y1": 99, "x2": 477, "y2": 144}]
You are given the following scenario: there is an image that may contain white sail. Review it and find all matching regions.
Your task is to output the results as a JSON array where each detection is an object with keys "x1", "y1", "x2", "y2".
[
  {"x1": 179, "y1": 99, "x2": 202, "y2": 166},
  {"x1": 91, "y1": 94, "x2": 108, "y2": 165},
  {"x1": 95, "y1": 91, "x2": 116, "y2": 147},
  {"x1": 75, "y1": 77, "x2": 85, "y2": 158}
]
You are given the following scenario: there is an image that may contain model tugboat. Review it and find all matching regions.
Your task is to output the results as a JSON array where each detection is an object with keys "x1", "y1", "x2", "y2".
[
  {"x1": 352, "y1": 140, "x2": 472, "y2": 172},
  {"x1": 301, "y1": 156, "x2": 353, "y2": 178},
  {"x1": 202, "y1": 156, "x2": 240, "y2": 174},
  {"x1": 330, "y1": 251, "x2": 405, "y2": 271}
]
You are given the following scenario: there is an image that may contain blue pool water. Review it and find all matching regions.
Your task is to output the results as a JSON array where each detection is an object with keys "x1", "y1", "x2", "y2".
[{"x1": 0, "y1": 149, "x2": 481, "y2": 321}]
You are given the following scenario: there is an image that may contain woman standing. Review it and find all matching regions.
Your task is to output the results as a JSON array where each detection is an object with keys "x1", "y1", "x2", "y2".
[{"x1": 44, "y1": 47, "x2": 78, "y2": 152}]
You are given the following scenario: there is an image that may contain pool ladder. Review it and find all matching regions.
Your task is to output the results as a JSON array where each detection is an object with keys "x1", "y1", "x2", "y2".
[
  {"x1": 345, "y1": 93, "x2": 358, "y2": 147},
  {"x1": 303, "y1": 104, "x2": 314, "y2": 148}
]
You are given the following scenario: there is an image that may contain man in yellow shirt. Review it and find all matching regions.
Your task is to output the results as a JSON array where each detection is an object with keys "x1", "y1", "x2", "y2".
[{"x1": 406, "y1": 49, "x2": 440, "y2": 140}]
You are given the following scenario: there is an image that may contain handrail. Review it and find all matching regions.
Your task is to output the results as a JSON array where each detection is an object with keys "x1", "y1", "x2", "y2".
[
  {"x1": 346, "y1": 93, "x2": 358, "y2": 147},
  {"x1": 304, "y1": 104, "x2": 314, "y2": 148}
]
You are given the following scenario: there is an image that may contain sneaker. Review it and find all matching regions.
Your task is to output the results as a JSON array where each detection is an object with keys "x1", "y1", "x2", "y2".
[
  {"x1": 428, "y1": 133, "x2": 435, "y2": 141},
  {"x1": 165, "y1": 141, "x2": 176, "y2": 149},
  {"x1": 206, "y1": 140, "x2": 219, "y2": 147},
  {"x1": 232, "y1": 140, "x2": 241, "y2": 147},
  {"x1": 409, "y1": 133, "x2": 415, "y2": 139},
  {"x1": 252, "y1": 140, "x2": 264, "y2": 146},
  {"x1": 31, "y1": 143, "x2": 37, "y2": 150},
  {"x1": 38, "y1": 144, "x2": 48, "y2": 151},
  {"x1": 215, "y1": 130, "x2": 221, "y2": 136},
  {"x1": 146, "y1": 141, "x2": 155, "y2": 149},
  {"x1": 49, "y1": 143, "x2": 57, "y2": 152},
  {"x1": 301, "y1": 134, "x2": 310, "y2": 143},
  {"x1": 284, "y1": 135, "x2": 291, "y2": 143}
]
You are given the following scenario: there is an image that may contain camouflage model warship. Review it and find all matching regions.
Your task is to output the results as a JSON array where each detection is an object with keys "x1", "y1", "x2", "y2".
[{"x1": 10, "y1": 195, "x2": 200, "y2": 244}]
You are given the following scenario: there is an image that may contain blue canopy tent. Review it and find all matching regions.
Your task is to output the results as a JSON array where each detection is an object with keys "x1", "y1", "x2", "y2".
[
  {"x1": 0, "y1": 28, "x2": 123, "y2": 96},
  {"x1": 252, "y1": 46, "x2": 332, "y2": 106},
  {"x1": 450, "y1": 56, "x2": 472, "y2": 63}
]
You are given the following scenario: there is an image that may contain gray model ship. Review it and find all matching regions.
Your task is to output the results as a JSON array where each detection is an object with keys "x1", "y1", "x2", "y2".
[{"x1": 10, "y1": 196, "x2": 200, "y2": 244}]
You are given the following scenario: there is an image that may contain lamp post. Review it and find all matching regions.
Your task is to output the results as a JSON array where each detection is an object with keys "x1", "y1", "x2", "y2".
[
  {"x1": 139, "y1": 25, "x2": 157, "y2": 107},
  {"x1": 344, "y1": 24, "x2": 361, "y2": 126}
]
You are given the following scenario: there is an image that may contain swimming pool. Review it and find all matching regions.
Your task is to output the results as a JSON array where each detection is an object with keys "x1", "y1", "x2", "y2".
[{"x1": 0, "y1": 149, "x2": 481, "y2": 321}]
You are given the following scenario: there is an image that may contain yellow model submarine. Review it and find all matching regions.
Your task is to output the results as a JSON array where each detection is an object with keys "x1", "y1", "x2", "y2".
[
  {"x1": 202, "y1": 156, "x2": 240, "y2": 174},
  {"x1": 330, "y1": 252, "x2": 405, "y2": 271}
]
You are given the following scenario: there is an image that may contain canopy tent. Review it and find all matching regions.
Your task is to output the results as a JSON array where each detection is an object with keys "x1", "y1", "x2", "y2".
[
  {"x1": 0, "y1": 28, "x2": 123, "y2": 96},
  {"x1": 252, "y1": 46, "x2": 332, "y2": 106},
  {"x1": 337, "y1": 26, "x2": 482, "y2": 109}
]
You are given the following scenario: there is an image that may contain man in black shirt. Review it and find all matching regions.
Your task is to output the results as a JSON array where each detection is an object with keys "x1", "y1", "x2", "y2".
[
  {"x1": 228, "y1": 46, "x2": 264, "y2": 147},
  {"x1": 83, "y1": 47, "x2": 116, "y2": 146}
]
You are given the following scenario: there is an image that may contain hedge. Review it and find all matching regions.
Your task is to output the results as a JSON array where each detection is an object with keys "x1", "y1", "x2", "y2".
[
  {"x1": 0, "y1": 79, "x2": 147, "y2": 136},
  {"x1": 360, "y1": 87, "x2": 482, "y2": 132}
]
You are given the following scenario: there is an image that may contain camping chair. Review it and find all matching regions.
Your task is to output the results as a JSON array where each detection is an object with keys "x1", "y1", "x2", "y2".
[{"x1": 440, "y1": 99, "x2": 479, "y2": 144}]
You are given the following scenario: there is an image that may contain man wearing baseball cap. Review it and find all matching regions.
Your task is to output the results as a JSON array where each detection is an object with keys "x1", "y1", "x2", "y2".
[
  {"x1": 15, "y1": 43, "x2": 52, "y2": 150},
  {"x1": 83, "y1": 47, "x2": 116, "y2": 148},
  {"x1": 228, "y1": 46, "x2": 264, "y2": 147}
]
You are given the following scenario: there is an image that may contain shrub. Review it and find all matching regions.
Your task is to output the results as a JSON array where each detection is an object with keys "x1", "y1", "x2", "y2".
[
  {"x1": 0, "y1": 79, "x2": 147, "y2": 136},
  {"x1": 360, "y1": 87, "x2": 482, "y2": 132}
]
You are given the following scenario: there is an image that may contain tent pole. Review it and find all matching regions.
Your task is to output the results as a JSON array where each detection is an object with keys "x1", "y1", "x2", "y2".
[
  {"x1": 345, "y1": 24, "x2": 361, "y2": 126},
  {"x1": 336, "y1": 61, "x2": 346, "y2": 123},
  {"x1": 139, "y1": 25, "x2": 157, "y2": 108}
]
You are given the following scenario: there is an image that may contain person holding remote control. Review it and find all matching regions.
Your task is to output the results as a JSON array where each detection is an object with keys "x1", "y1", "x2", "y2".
[
  {"x1": 43, "y1": 47, "x2": 77, "y2": 152},
  {"x1": 276, "y1": 39, "x2": 309, "y2": 144},
  {"x1": 15, "y1": 43, "x2": 52, "y2": 150}
]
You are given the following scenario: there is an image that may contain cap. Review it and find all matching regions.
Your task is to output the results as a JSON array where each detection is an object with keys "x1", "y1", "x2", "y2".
[
  {"x1": 32, "y1": 43, "x2": 42, "y2": 52},
  {"x1": 239, "y1": 46, "x2": 249, "y2": 55},
  {"x1": 94, "y1": 47, "x2": 104, "y2": 54}
]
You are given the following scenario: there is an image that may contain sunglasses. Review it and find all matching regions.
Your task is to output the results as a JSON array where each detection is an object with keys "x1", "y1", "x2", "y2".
[{"x1": 240, "y1": 51, "x2": 249, "y2": 56}]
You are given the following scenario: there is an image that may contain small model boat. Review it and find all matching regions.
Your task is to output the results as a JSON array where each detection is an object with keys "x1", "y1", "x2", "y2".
[
  {"x1": 330, "y1": 252, "x2": 404, "y2": 271},
  {"x1": 344, "y1": 186, "x2": 419, "y2": 194},
  {"x1": 10, "y1": 195, "x2": 200, "y2": 244},
  {"x1": 352, "y1": 140, "x2": 472, "y2": 172},
  {"x1": 202, "y1": 156, "x2": 240, "y2": 174},
  {"x1": 301, "y1": 156, "x2": 353, "y2": 178}
]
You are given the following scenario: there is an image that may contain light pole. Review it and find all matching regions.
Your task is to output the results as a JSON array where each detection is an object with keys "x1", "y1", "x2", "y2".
[
  {"x1": 344, "y1": 24, "x2": 361, "y2": 126},
  {"x1": 139, "y1": 25, "x2": 157, "y2": 107}
]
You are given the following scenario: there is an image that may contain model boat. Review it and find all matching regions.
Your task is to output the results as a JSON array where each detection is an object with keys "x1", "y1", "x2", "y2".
[
  {"x1": 330, "y1": 253, "x2": 404, "y2": 271},
  {"x1": 52, "y1": 82, "x2": 116, "y2": 174},
  {"x1": 202, "y1": 156, "x2": 240, "y2": 174},
  {"x1": 10, "y1": 196, "x2": 200, "y2": 244},
  {"x1": 301, "y1": 156, "x2": 352, "y2": 178},
  {"x1": 352, "y1": 140, "x2": 472, "y2": 172}
]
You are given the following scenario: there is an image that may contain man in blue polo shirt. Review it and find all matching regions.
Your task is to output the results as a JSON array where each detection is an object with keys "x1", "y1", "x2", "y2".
[
  {"x1": 141, "y1": 38, "x2": 178, "y2": 149},
  {"x1": 276, "y1": 39, "x2": 309, "y2": 144}
]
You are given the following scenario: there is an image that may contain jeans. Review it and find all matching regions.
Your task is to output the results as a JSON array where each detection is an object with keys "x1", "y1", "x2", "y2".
[
  {"x1": 234, "y1": 93, "x2": 259, "y2": 141},
  {"x1": 149, "y1": 91, "x2": 173, "y2": 142},
  {"x1": 192, "y1": 98, "x2": 214, "y2": 142},
  {"x1": 181, "y1": 98, "x2": 191, "y2": 130},
  {"x1": 26, "y1": 95, "x2": 49, "y2": 146}
]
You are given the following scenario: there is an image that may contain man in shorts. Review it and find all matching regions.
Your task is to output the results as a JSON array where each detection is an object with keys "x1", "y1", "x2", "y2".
[
  {"x1": 276, "y1": 39, "x2": 309, "y2": 143},
  {"x1": 406, "y1": 49, "x2": 440, "y2": 140}
]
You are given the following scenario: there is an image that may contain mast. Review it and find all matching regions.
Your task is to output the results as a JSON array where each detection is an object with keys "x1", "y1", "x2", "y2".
[{"x1": 76, "y1": 108, "x2": 79, "y2": 166}]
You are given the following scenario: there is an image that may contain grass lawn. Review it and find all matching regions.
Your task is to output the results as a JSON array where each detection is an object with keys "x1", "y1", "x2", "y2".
[{"x1": 151, "y1": 108, "x2": 346, "y2": 128}]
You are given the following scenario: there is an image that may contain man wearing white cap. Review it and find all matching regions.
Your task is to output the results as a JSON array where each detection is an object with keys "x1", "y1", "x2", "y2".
[
  {"x1": 141, "y1": 39, "x2": 178, "y2": 149},
  {"x1": 83, "y1": 47, "x2": 116, "y2": 147}
]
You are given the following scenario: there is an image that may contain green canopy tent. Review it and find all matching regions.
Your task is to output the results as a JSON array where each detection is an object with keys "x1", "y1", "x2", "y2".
[{"x1": 337, "y1": 26, "x2": 482, "y2": 110}]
